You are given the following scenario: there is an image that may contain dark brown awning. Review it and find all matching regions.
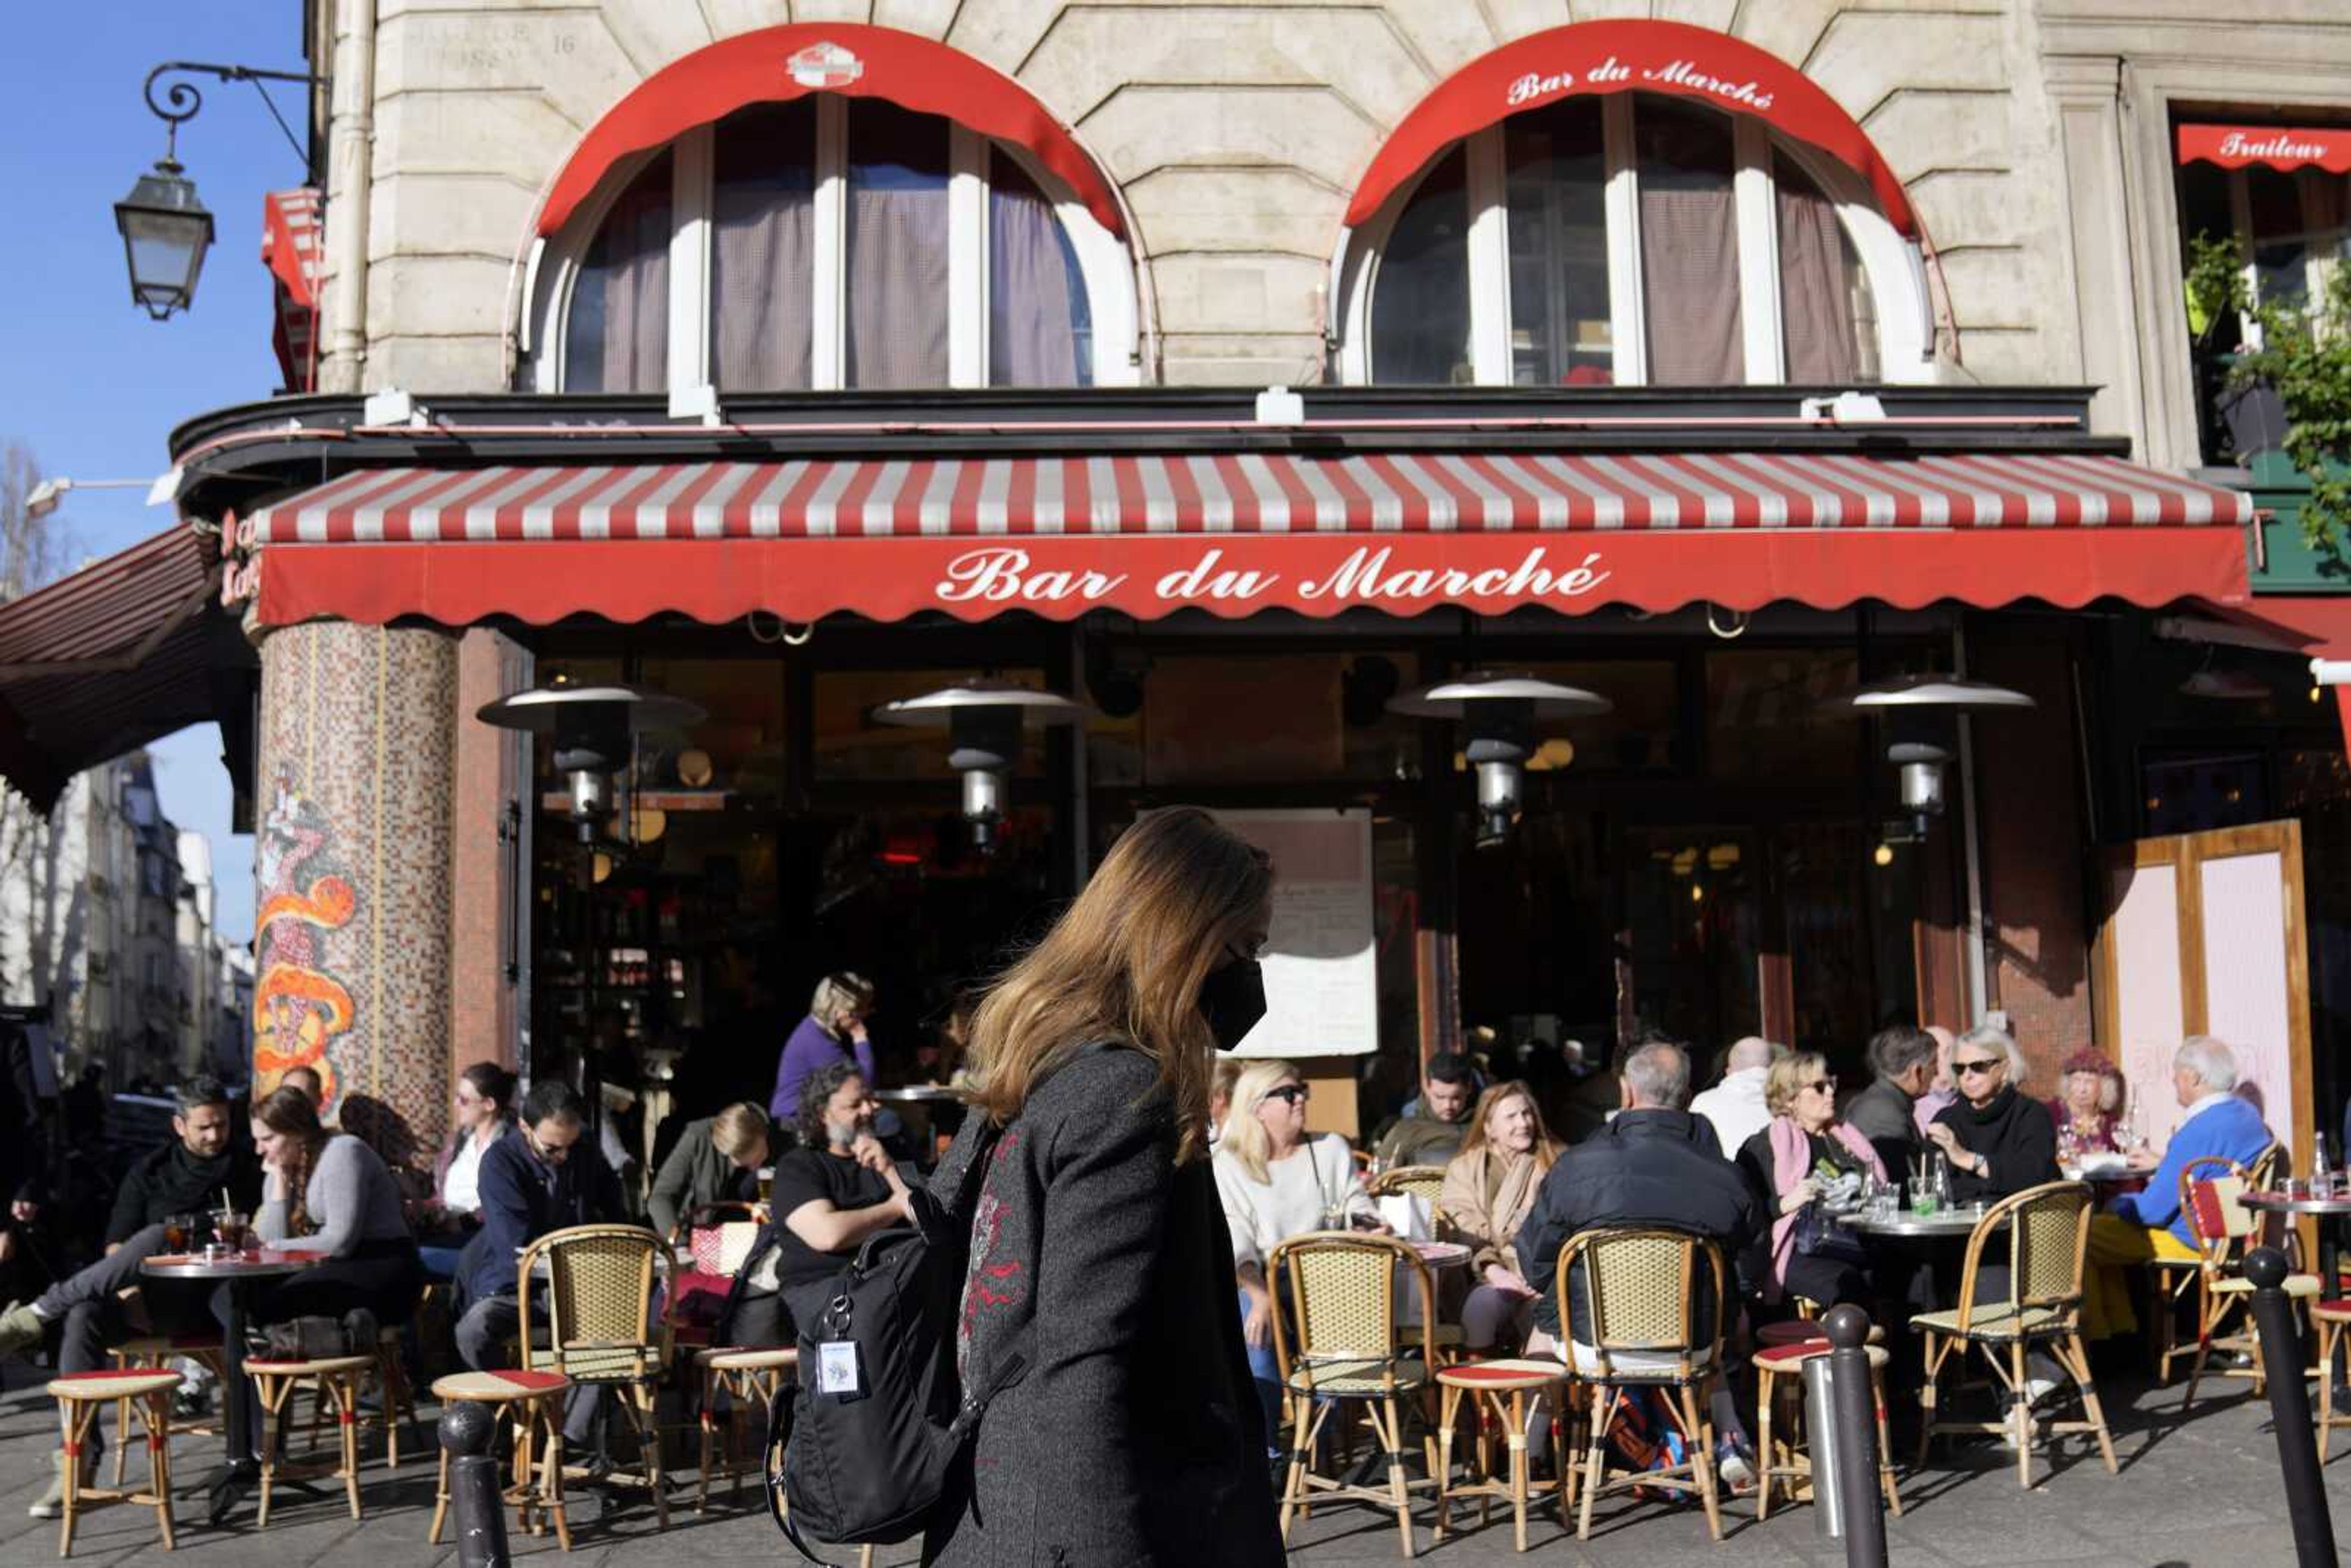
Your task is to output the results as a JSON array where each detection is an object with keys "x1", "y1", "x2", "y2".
[{"x1": 0, "y1": 524, "x2": 249, "y2": 812}]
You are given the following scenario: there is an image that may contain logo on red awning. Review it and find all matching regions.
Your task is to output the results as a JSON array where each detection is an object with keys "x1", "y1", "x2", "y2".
[
  {"x1": 2176, "y1": 122, "x2": 2351, "y2": 175},
  {"x1": 787, "y1": 41, "x2": 863, "y2": 90}
]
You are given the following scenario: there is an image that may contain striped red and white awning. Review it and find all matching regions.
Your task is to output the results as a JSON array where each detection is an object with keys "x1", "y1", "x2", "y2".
[{"x1": 238, "y1": 449, "x2": 2252, "y2": 628}]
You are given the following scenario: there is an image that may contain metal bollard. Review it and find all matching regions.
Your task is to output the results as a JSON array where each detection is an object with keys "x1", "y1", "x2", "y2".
[
  {"x1": 1820, "y1": 1304, "x2": 1889, "y2": 1568},
  {"x1": 2244, "y1": 1247, "x2": 2338, "y2": 1568},
  {"x1": 441, "y1": 1400, "x2": 511, "y2": 1568}
]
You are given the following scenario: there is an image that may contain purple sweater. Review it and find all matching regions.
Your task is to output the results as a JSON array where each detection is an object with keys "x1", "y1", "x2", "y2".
[{"x1": 769, "y1": 1012, "x2": 877, "y2": 1123}]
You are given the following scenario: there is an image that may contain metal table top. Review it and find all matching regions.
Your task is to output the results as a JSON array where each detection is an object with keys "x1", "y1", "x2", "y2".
[
  {"x1": 2240, "y1": 1190, "x2": 2351, "y2": 1216},
  {"x1": 140, "y1": 1250, "x2": 319, "y2": 1281},
  {"x1": 1834, "y1": 1206, "x2": 1989, "y2": 1238}
]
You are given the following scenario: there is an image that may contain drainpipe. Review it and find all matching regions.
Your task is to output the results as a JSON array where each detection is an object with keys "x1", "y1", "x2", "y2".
[
  {"x1": 1954, "y1": 620, "x2": 1990, "y2": 1026},
  {"x1": 318, "y1": 0, "x2": 377, "y2": 394}
]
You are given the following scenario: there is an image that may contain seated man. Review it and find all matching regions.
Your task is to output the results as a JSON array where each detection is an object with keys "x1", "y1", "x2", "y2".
[
  {"x1": 719, "y1": 1062, "x2": 914, "y2": 1349},
  {"x1": 1515, "y1": 1039, "x2": 1766, "y2": 1490},
  {"x1": 1689, "y1": 1037, "x2": 1776, "y2": 1156},
  {"x1": 1372, "y1": 1052, "x2": 1479, "y2": 1170},
  {"x1": 1845, "y1": 1025, "x2": 1938, "y2": 1177},
  {"x1": 0, "y1": 1075, "x2": 262, "y2": 1516},
  {"x1": 454, "y1": 1081, "x2": 626, "y2": 1446},
  {"x1": 2085, "y1": 1035, "x2": 2273, "y2": 1334}
]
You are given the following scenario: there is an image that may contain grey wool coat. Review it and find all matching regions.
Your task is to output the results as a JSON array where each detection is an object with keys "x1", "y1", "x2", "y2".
[{"x1": 921, "y1": 1045, "x2": 1283, "y2": 1567}]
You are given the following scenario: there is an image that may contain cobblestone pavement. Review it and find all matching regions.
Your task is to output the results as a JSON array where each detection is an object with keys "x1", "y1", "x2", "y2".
[{"x1": 3, "y1": 1355, "x2": 2346, "y2": 1566}]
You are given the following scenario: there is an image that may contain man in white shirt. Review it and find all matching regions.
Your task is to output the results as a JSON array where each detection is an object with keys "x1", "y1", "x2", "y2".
[{"x1": 1689, "y1": 1037, "x2": 1776, "y2": 1156}]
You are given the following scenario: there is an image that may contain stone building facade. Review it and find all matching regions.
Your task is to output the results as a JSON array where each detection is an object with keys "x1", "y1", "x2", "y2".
[{"x1": 203, "y1": 0, "x2": 2351, "y2": 1161}]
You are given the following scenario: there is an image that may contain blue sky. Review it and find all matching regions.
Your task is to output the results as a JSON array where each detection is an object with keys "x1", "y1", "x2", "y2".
[{"x1": 1, "y1": 4, "x2": 313, "y2": 942}]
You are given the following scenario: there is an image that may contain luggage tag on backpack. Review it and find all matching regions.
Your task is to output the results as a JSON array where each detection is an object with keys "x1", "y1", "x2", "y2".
[{"x1": 816, "y1": 1339, "x2": 862, "y2": 1398}]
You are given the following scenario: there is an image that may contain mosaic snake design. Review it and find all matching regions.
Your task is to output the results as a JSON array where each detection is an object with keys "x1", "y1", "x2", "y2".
[{"x1": 252, "y1": 781, "x2": 358, "y2": 1106}]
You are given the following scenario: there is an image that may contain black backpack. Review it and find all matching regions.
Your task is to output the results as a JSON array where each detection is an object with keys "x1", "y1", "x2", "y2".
[{"x1": 762, "y1": 1121, "x2": 1026, "y2": 1559}]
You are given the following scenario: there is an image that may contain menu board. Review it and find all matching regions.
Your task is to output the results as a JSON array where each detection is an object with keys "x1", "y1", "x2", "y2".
[{"x1": 1211, "y1": 809, "x2": 1379, "y2": 1058}]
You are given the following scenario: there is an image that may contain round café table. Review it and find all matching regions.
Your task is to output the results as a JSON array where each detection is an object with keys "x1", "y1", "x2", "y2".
[
  {"x1": 2240, "y1": 1190, "x2": 2351, "y2": 1296},
  {"x1": 874, "y1": 1084, "x2": 962, "y2": 1161},
  {"x1": 1835, "y1": 1205, "x2": 1990, "y2": 1240},
  {"x1": 141, "y1": 1248, "x2": 320, "y2": 1525}
]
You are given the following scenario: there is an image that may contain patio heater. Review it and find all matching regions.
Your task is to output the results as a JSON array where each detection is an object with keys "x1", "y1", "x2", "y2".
[
  {"x1": 475, "y1": 683, "x2": 706, "y2": 846},
  {"x1": 876, "y1": 680, "x2": 1091, "y2": 853},
  {"x1": 1848, "y1": 675, "x2": 2034, "y2": 841},
  {"x1": 1389, "y1": 672, "x2": 1611, "y2": 849}
]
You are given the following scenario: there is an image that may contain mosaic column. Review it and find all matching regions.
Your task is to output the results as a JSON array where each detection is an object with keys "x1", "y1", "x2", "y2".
[{"x1": 253, "y1": 620, "x2": 458, "y2": 1173}]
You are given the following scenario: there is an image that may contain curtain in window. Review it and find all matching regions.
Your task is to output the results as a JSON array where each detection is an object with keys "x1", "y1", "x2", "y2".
[
  {"x1": 1637, "y1": 103, "x2": 1742, "y2": 385},
  {"x1": 711, "y1": 102, "x2": 816, "y2": 391},
  {"x1": 564, "y1": 153, "x2": 670, "y2": 393},
  {"x1": 1370, "y1": 148, "x2": 1474, "y2": 384},
  {"x1": 989, "y1": 152, "x2": 1091, "y2": 386},
  {"x1": 1775, "y1": 155, "x2": 1863, "y2": 384},
  {"x1": 846, "y1": 101, "x2": 951, "y2": 389}
]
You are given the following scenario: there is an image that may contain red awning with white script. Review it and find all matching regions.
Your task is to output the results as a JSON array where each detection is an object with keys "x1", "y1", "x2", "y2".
[
  {"x1": 1346, "y1": 21, "x2": 1918, "y2": 236},
  {"x1": 2176, "y1": 123, "x2": 2351, "y2": 176},
  {"x1": 235, "y1": 450, "x2": 2250, "y2": 629}
]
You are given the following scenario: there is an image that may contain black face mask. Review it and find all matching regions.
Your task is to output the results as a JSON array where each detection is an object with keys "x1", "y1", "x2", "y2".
[{"x1": 1198, "y1": 959, "x2": 1267, "y2": 1052}]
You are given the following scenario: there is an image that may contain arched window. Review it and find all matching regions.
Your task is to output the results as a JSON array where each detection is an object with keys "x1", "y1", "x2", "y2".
[
  {"x1": 1338, "y1": 92, "x2": 1921, "y2": 387},
  {"x1": 525, "y1": 96, "x2": 1127, "y2": 394}
]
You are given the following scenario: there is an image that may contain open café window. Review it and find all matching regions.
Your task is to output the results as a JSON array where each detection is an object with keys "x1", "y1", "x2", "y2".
[{"x1": 1345, "y1": 91, "x2": 1910, "y2": 386}]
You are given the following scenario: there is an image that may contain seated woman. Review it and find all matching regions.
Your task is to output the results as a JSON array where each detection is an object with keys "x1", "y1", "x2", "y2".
[
  {"x1": 718, "y1": 1063, "x2": 912, "y2": 1349},
  {"x1": 1923, "y1": 1027, "x2": 2059, "y2": 1206},
  {"x1": 416, "y1": 1062, "x2": 514, "y2": 1281},
  {"x1": 2047, "y1": 1048, "x2": 2124, "y2": 1165},
  {"x1": 1439, "y1": 1081, "x2": 1564, "y2": 1353},
  {"x1": 1734, "y1": 1053, "x2": 1887, "y2": 1313},
  {"x1": 648, "y1": 1101, "x2": 771, "y2": 1240},
  {"x1": 1213, "y1": 1060, "x2": 1383, "y2": 1448},
  {"x1": 225, "y1": 1087, "x2": 422, "y2": 1396}
]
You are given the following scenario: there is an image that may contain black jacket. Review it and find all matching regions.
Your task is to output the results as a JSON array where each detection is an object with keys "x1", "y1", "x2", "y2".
[
  {"x1": 1515, "y1": 1108, "x2": 1763, "y2": 1343},
  {"x1": 458, "y1": 1125, "x2": 625, "y2": 1306},
  {"x1": 1843, "y1": 1078, "x2": 1922, "y2": 1175},
  {"x1": 1932, "y1": 1086, "x2": 2058, "y2": 1207},
  {"x1": 108, "y1": 1139, "x2": 264, "y2": 1247},
  {"x1": 921, "y1": 1046, "x2": 1282, "y2": 1567}
]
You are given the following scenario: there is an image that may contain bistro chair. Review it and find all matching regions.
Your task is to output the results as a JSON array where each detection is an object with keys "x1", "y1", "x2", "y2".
[
  {"x1": 1432, "y1": 1357, "x2": 1573, "y2": 1552},
  {"x1": 1752, "y1": 1334, "x2": 1900, "y2": 1520},
  {"x1": 1551, "y1": 1228, "x2": 1731, "y2": 1542},
  {"x1": 244, "y1": 1349, "x2": 377, "y2": 1525},
  {"x1": 695, "y1": 1345, "x2": 798, "y2": 1510},
  {"x1": 2312, "y1": 1296, "x2": 2351, "y2": 1461},
  {"x1": 2148, "y1": 1155, "x2": 2244, "y2": 1384},
  {"x1": 520, "y1": 1223, "x2": 671, "y2": 1529},
  {"x1": 1910, "y1": 1180, "x2": 2117, "y2": 1488},
  {"x1": 1267, "y1": 1230, "x2": 1440, "y2": 1559},
  {"x1": 2180, "y1": 1162, "x2": 2319, "y2": 1408},
  {"x1": 45, "y1": 1366, "x2": 181, "y2": 1557},
  {"x1": 426, "y1": 1367, "x2": 574, "y2": 1550},
  {"x1": 661, "y1": 1202, "x2": 765, "y2": 1370},
  {"x1": 1369, "y1": 1166, "x2": 1450, "y2": 1209},
  {"x1": 105, "y1": 1329, "x2": 226, "y2": 1485}
]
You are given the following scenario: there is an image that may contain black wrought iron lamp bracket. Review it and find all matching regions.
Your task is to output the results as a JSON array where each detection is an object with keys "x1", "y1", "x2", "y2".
[{"x1": 143, "y1": 61, "x2": 329, "y2": 170}]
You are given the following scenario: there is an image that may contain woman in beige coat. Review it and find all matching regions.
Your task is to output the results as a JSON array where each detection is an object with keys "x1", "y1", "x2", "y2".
[{"x1": 1439, "y1": 1081, "x2": 1566, "y2": 1352}]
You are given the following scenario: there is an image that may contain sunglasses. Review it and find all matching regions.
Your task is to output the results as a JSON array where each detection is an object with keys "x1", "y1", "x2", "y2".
[
  {"x1": 1802, "y1": 1078, "x2": 1836, "y2": 1095},
  {"x1": 1264, "y1": 1085, "x2": 1310, "y2": 1106},
  {"x1": 1954, "y1": 1057, "x2": 2003, "y2": 1077}
]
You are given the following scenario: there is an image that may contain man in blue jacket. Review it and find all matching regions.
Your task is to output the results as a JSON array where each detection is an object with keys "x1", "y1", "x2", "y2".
[
  {"x1": 453, "y1": 1081, "x2": 625, "y2": 1446},
  {"x1": 2088, "y1": 1037, "x2": 2274, "y2": 1294}
]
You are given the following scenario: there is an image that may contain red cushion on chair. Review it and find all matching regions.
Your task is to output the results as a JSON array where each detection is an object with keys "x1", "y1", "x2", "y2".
[
  {"x1": 2314, "y1": 1298, "x2": 2351, "y2": 1321},
  {"x1": 1755, "y1": 1320, "x2": 1824, "y2": 1347},
  {"x1": 1755, "y1": 1338, "x2": 1832, "y2": 1366}
]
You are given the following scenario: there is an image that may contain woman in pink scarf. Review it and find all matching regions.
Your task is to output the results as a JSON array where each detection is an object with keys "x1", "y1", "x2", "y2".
[{"x1": 1731, "y1": 1052, "x2": 1888, "y2": 1309}]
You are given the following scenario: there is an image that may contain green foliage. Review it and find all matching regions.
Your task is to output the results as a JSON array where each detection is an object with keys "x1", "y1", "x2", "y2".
[{"x1": 2184, "y1": 230, "x2": 2351, "y2": 560}]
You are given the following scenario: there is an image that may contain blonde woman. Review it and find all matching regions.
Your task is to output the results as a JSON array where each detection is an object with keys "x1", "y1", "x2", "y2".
[
  {"x1": 768, "y1": 970, "x2": 877, "y2": 1123},
  {"x1": 921, "y1": 807, "x2": 1283, "y2": 1566},
  {"x1": 647, "y1": 1100, "x2": 772, "y2": 1237},
  {"x1": 1440, "y1": 1082, "x2": 1563, "y2": 1352},
  {"x1": 1730, "y1": 1052, "x2": 1886, "y2": 1309}
]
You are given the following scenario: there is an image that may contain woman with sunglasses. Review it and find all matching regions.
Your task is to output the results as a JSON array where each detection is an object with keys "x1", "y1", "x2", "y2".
[
  {"x1": 1922, "y1": 1026, "x2": 2058, "y2": 1206},
  {"x1": 1734, "y1": 1051, "x2": 1888, "y2": 1311},
  {"x1": 1215, "y1": 1059, "x2": 1385, "y2": 1452}
]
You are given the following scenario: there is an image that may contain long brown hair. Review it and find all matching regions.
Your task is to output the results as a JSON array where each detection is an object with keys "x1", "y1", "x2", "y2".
[
  {"x1": 1452, "y1": 1081, "x2": 1563, "y2": 1174},
  {"x1": 964, "y1": 807, "x2": 1272, "y2": 1165},
  {"x1": 254, "y1": 1086, "x2": 330, "y2": 1235}
]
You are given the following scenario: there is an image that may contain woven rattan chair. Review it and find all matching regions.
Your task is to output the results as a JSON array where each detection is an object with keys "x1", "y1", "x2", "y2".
[
  {"x1": 1369, "y1": 1166, "x2": 1450, "y2": 1207},
  {"x1": 661, "y1": 1202, "x2": 765, "y2": 1368},
  {"x1": 1269, "y1": 1230, "x2": 1439, "y2": 1559},
  {"x1": 519, "y1": 1223, "x2": 670, "y2": 1529},
  {"x1": 426, "y1": 1368, "x2": 572, "y2": 1550},
  {"x1": 1432, "y1": 1357, "x2": 1572, "y2": 1552},
  {"x1": 1551, "y1": 1228, "x2": 1730, "y2": 1542},
  {"x1": 694, "y1": 1346, "x2": 798, "y2": 1510},
  {"x1": 1752, "y1": 1335, "x2": 1899, "y2": 1520},
  {"x1": 245, "y1": 1351, "x2": 377, "y2": 1525},
  {"x1": 47, "y1": 1367, "x2": 181, "y2": 1556},
  {"x1": 2180, "y1": 1163, "x2": 2319, "y2": 1407},
  {"x1": 2150, "y1": 1154, "x2": 2241, "y2": 1384},
  {"x1": 106, "y1": 1330, "x2": 225, "y2": 1485},
  {"x1": 1910, "y1": 1180, "x2": 2117, "y2": 1488}
]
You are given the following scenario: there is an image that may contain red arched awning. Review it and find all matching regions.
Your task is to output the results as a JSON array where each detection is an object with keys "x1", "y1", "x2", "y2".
[
  {"x1": 534, "y1": 23, "x2": 1125, "y2": 240},
  {"x1": 1346, "y1": 21, "x2": 1918, "y2": 238}
]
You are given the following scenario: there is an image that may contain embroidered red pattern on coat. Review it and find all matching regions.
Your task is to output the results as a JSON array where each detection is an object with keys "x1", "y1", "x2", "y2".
[{"x1": 956, "y1": 1129, "x2": 1027, "y2": 1383}]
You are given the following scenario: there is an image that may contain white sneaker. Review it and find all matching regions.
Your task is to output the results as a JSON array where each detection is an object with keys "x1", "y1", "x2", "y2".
[{"x1": 2020, "y1": 1374, "x2": 2063, "y2": 1406}]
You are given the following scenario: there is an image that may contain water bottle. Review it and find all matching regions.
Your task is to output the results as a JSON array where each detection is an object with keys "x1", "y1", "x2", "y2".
[{"x1": 2315, "y1": 1133, "x2": 2333, "y2": 1197}]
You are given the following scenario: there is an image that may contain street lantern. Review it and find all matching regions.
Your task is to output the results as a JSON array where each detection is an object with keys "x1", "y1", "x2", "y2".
[
  {"x1": 113, "y1": 156, "x2": 214, "y2": 320},
  {"x1": 475, "y1": 684, "x2": 705, "y2": 845},
  {"x1": 1389, "y1": 672, "x2": 1611, "y2": 848},
  {"x1": 876, "y1": 680, "x2": 1090, "y2": 852},
  {"x1": 1848, "y1": 675, "x2": 2034, "y2": 837}
]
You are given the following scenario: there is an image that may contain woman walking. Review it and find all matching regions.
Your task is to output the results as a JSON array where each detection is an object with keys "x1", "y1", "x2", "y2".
[{"x1": 922, "y1": 807, "x2": 1284, "y2": 1566}]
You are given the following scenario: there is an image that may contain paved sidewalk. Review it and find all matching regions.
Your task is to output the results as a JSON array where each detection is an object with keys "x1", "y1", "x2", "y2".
[{"x1": 2, "y1": 1356, "x2": 2345, "y2": 1566}]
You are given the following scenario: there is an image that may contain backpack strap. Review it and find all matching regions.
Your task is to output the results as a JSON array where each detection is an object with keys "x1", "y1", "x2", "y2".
[{"x1": 762, "y1": 1387, "x2": 828, "y2": 1564}]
